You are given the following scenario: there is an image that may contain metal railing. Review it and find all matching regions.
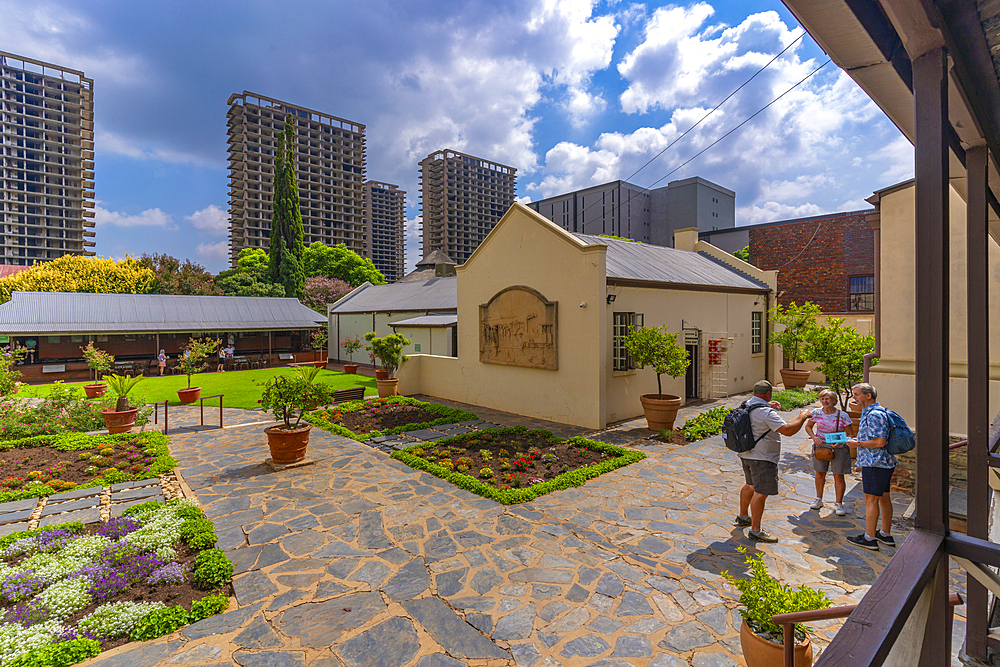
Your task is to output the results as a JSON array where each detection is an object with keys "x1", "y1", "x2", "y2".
[
  {"x1": 772, "y1": 593, "x2": 964, "y2": 667},
  {"x1": 153, "y1": 395, "x2": 223, "y2": 435}
]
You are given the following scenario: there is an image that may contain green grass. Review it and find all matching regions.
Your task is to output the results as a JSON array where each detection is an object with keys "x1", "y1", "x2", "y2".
[{"x1": 17, "y1": 368, "x2": 377, "y2": 410}]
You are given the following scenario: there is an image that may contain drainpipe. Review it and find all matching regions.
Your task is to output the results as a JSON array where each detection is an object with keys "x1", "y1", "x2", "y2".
[
  {"x1": 764, "y1": 291, "x2": 771, "y2": 384},
  {"x1": 863, "y1": 206, "x2": 880, "y2": 381}
]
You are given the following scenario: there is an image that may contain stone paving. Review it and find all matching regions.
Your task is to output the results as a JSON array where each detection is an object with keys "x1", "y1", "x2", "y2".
[{"x1": 80, "y1": 398, "x2": 970, "y2": 667}]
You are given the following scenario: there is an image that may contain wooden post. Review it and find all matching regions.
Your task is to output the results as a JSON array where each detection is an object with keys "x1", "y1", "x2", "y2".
[
  {"x1": 912, "y1": 46, "x2": 950, "y2": 666},
  {"x1": 965, "y1": 144, "x2": 989, "y2": 660}
]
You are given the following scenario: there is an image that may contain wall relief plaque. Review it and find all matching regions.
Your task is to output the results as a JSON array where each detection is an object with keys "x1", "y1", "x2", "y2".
[{"x1": 479, "y1": 286, "x2": 557, "y2": 369}]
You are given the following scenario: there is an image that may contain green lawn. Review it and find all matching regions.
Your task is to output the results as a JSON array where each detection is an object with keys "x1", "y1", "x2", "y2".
[{"x1": 18, "y1": 368, "x2": 377, "y2": 410}]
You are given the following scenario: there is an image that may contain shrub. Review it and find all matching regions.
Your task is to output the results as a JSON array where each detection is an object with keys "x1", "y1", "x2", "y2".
[
  {"x1": 479, "y1": 468, "x2": 493, "y2": 479},
  {"x1": 679, "y1": 406, "x2": 733, "y2": 441},
  {"x1": 179, "y1": 519, "x2": 214, "y2": 543},
  {"x1": 192, "y1": 549, "x2": 233, "y2": 590},
  {"x1": 130, "y1": 605, "x2": 191, "y2": 642},
  {"x1": 187, "y1": 532, "x2": 218, "y2": 550},
  {"x1": 189, "y1": 593, "x2": 229, "y2": 621},
  {"x1": 6, "y1": 638, "x2": 100, "y2": 667},
  {"x1": 771, "y1": 388, "x2": 818, "y2": 410},
  {"x1": 121, "y1": 500, "x2": 164, "y2": 519}
]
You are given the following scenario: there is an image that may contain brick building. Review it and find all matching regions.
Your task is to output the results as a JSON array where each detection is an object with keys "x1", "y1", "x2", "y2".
[{"x1": 748, "y1": 211, "x2": 875, "y2": 314}]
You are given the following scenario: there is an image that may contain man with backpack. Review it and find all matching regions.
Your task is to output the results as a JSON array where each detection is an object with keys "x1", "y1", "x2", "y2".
[
  {"x1": 731, "y1": 380, "x2": 812, "y2": 543},
  {"x1": 846, "y1": 382, "x2": 898, "y2": 551}
]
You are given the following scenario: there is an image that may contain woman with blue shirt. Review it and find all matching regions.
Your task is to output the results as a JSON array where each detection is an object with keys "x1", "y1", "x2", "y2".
[{"x1": 846, "y1": 382, "x2": 897, "y2": 551}]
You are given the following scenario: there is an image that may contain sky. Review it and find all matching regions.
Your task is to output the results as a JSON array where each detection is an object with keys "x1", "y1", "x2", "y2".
[{"x1": 0, "y1": 0, "x2": 913, "y2": 275}]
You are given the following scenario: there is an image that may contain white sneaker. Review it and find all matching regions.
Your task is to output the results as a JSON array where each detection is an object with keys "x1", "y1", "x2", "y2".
[
  {"x1": 809, "y1": 498, "x2": 824, "y2": 510},
  {"x1": 834, "y1": 503, "x2": 847, "y2": 516}
]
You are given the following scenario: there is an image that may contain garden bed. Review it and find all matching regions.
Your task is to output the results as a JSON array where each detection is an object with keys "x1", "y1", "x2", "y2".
[
  {"x1": 0, "y1": 433, "x2": 173, "y2": 503},
  {"x1": 305, "y1": 396, "x2": 478, "y2": 440},
  {"x1": 392, "y1": 426, "x2": 646, "y2": 504},
  {"x1": 0, "y1": 499, "x2": 233, "y2": 666}
]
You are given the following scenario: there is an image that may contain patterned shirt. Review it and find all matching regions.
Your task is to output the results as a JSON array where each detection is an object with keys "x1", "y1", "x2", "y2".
[{"x1": 856, "y1": 402, "x2": 897, "y2": 469}]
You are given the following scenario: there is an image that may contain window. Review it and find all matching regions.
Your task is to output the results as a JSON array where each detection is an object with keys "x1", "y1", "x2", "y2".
[
  {"x1": 613, "y1": 312, "x2": 643, "y2": 371},
  {"x1": 850, "y1": 276, "x2": 875, "y2": 311},
  {"x1": 751, "y1": 312, "x2": 762, "y2": 354}
]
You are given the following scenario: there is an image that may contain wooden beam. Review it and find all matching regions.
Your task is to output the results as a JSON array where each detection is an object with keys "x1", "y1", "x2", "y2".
[
  {"x1": 912, "y1": 47, "x2": 950, "y2": 535},
  {"x1": 946, "y1": 533, "x2": 1000, "y2": 568}
]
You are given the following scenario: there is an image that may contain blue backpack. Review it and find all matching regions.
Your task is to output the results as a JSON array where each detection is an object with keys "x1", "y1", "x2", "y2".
[{"x1": 867, "y1": 407, "x2": 916, "y2": 455}]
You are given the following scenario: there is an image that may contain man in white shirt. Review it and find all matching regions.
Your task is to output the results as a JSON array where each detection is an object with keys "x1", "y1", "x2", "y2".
[{"x1": 735, "y1": 380, "x2": 811, "y2": 543}]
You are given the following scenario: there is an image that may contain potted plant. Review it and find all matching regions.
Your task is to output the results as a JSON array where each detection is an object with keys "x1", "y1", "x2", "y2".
[
  {"x1": 623, "y1": 325, "x2": 690, "y2": 431},
  {"x1": 341, "y1": 334, "x2": 363, "y2": 374},
  {"x1": 0, "y1": 346, "x2": 27, "y2": 398},
  {"x1": 80, "y1": 342, "x2": 113, "y2": 398},
  {"x1": 363, "y1": 332, "x2": 410, "y2": 397},
  {"x1": 723, "y1": 547, "x2": 831, "y2": 667},
  {"x1": 258, "y1": 373, "x2": 331, "y2": 463},
  {"x1": 768, "y1": 302, "x2": 821, "y2": 388},
  {"x1": 175, "y1": 337, "x2": 221, "y2": 404},
  {"x1": 310, "y1": 329, "x2": 329, "y2": 368},
  {"x1": 101, "y1": 373, "x2": 144, "y2": 434},
  {"x1": 806, "y1": 318, "x2": 876, "y2": 437}
]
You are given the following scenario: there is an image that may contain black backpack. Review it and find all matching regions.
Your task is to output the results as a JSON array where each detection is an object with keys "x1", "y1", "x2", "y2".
[{"x1": 722, "y1": 401, "x2": 771, "y2": 453}]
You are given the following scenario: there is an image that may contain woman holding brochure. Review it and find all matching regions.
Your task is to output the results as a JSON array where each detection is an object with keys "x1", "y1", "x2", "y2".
[{"x1": 805, "y1": 389, "x2": 853, "y2": 516}]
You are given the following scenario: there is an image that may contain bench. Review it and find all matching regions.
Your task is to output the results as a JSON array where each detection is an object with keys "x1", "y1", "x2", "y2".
[{"x1": 329, "y1": 386, "x2": 366, "y2": 405}]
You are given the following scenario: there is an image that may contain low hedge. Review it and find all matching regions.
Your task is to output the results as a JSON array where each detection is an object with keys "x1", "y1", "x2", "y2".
[
  {"x1": 391, "y1": 426, "x2": 646, "y2": 504},
  {"x1": 304, "y1": 396, "x2": 478, "y2": 441},
  {"x1": 0, "y1": 431, "x2": 174, "y2": 504}
]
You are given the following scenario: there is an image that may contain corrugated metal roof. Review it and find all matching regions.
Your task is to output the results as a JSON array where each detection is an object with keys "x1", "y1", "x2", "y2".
[
  {"x1": 572, "y1": 234, "x2": 770, "y2": 291},
  {"x1": 389, "y1": 314, "x2": 458, "y2": 327},
  {"x1": 330, "y1": 277, "x2": 457, "y2": 314},
  {"x1": 0, "y1": 292, "x2": 325, "y2": 334}
]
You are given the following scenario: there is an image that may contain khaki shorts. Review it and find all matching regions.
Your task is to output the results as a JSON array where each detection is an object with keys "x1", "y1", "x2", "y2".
[
  {"x1": 812, "y1": 445, "x2": 852, "y2": 475},
  {"x1": 741, "y1": 458, "x2": 779, "y2": 496}
]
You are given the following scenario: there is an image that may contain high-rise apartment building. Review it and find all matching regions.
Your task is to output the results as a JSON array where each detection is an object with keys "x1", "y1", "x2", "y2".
[
  {"x1": 0, "y1": 51, "x2": 95, "y2": 264},
  {"x1": 227, "y1": 91, "x2": 366, "y2": 266},
  {"x1": 364, "y1": 181, "x2": 405, "y2": 283},
  {"x1": 419, "y1": 149, "x2": 516, "y2": 264}
]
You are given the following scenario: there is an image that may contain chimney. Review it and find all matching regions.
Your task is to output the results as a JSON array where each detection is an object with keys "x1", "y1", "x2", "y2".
[{"x1": 673, "y1": 227, "x2": 700, "y2": 252}]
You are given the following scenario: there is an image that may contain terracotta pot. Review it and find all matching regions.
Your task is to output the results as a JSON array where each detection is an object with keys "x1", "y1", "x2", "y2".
[
  {"x1": 177, "y1": 387, "x2": 201, "y2": 405},
  {"x1": 779, "y1": 368, "x2": 811, "y2": 388},
  {"x1": 84, "y1": 383, "x2": 107, "y2": 399},
  {"x1": 101, "y1": 407, "x2": 140, "y2": 434},
  {"x1": 740, "y1": 619, "x2": 813, "y2": 667},
  {"x1": 264, "y1": 423, "x2": 312, "y2": 464},
  {"x1": 313, "y1": 360, "x2": 327, "y2": 368},
  {"x1": 375, "y1": 369, "x2": 389, "y2": 380},
  {"x1": 376, "y1": 378, "x2": 399, "y2": 398},
  {"x1": 639, "y1": 393, "x2": 682, "y2": 431},
  {"x1": 343, "y1": 363, "x2": 359, "y2": 374}
]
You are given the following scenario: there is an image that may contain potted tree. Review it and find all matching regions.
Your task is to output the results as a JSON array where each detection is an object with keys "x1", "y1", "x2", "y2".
[
  {"x1": 175, "y1": 337, "x2": 221, "y2": 405},
  {"x1": 101, "y1": 373, "x2": 144, "y2": 434},
  {"x1": 311, "y1": 329, "x2": 329, "y2": 368},
  {"x1": 363, "y1": 332, "x2": 410, "y2": 397},
  {"x1": 806, "y1": 317, "x2": 876, "y2": 437},
  {"x1": 768, "y1": 302, "x2": 821, "y2": 389},
  {"x1": 623, "y1": 325, "x2": 690, "y2": 431},
  {"x1": 723, "y1": 547, "x2": 830, "y2": 667},
  {"x1": 258, "y1": 373, "x2": 331, "y2": 463},
  {"x1": 340, "y1": 334, "x2": 363, "y2": 374},
  {"x1": 80, "y1": 342, "x2": 113, "y2": 399}
]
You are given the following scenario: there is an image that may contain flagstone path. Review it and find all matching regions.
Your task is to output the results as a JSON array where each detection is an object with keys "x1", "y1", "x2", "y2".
[{"x1": 83, "y1": 396, "x2": 968, "y2": 667}]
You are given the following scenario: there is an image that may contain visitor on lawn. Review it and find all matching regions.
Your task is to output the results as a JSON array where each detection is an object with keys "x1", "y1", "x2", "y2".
[
  {"x1": 846, "y1": 382, "x2": 896, "y2": 551},
  {"x1": 157, "y1": 349, "x2": 167, "y2": 376},
  {"x1": 734, "y1": 379, "x2": 811, "y2": 543},
  {"x1": 805, "y1": 388, "x2": 852, "y2": 516}
]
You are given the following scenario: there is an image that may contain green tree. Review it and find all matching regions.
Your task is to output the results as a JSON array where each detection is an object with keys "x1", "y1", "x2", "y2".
[
  {"x1": 216, "y1": 248, "x2": 284, "y2": 297},
  {"x1": 140, "y1": 254, "x2": 222, "y2": 296},
  {"x1": 735, "y1": 246, "x2": 750, "y2": 263},
  {"x1": 302, "y1": 242, "x2": 386, "y2": 286},
  {"x1": 268, "y1": 114, "x2": 305, "y2": 298},
  {"x1": 176, "y1": 337, "x2": 222, "y2": 389},
  {"x1": 363, "y1": 332, "x2": 410, "y2": 378},
  {"x1": 622, "y1": 325, "x2": 690, "y2": 399},
  {"x1": 768, "y1": 302, "x2": 822, "y2": 370},
  {"x1": 807, "y1": 318, "x2": 877, "y2": 410}
]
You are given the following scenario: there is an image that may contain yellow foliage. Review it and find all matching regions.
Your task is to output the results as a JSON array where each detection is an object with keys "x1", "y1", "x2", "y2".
[{"x1": 0, "y1": 255, "x2": 155, "y2": 304}]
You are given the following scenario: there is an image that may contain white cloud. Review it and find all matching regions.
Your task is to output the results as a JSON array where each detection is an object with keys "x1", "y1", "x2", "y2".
[
  {"x1": 403, "y1": 214, "x2": 423, "y2": 275},
  {"x1": 738, "y1": 201, "x2": 825, "y2": 225},
  {"x1": 96, "y1": 128, "x2": 219, "y2": 166},
  {"x1": 195, "y1": 240, "x2": 229, "y2": 266},
  {"x1": 94, "y1": 204, "x2": 174, "y2": 228},
  {"x1": 186, "y1": 205, "x2": 229, "y2": 234}
]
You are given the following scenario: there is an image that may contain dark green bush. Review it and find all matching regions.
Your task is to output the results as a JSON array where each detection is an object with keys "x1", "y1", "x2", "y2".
[
  {"x1": 192, "y1": 549, "x2": 233, "y2": 589},
  {"x1": 678, "y1": 406, "x2": 732, "y2": 441},
  {"x1": 179, "y1": 518, "x2": 214, "y2": 541},
  {"x1": 187, "y1": 531, "x2": 218, "y2": 550},
  {"x1": 190, "y1": 593, "x2": 229, "y2": 621},
  {"x1": 130, "y1": 605, "x2": 191, "y2": 642},
  {"x1": 121, "y1": 500, "x2": 164, "y2": 518}
]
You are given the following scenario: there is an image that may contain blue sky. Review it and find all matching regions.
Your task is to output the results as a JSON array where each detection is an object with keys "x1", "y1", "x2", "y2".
[{"x1": 0, "y1": 0, "x2": 912, "y2": 274}]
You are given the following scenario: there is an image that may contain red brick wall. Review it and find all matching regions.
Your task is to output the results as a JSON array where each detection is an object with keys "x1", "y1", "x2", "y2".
[{"x1": 749, "y1": 213, "x2": 874, "y2": 313}]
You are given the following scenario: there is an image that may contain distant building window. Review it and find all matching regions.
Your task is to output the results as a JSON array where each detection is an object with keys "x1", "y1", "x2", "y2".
[
  {"x1": 751, "y1": 312, "x2": 762, "y2": 354},
  {"x1": 613, "y1": 312, "x2": 643, "y2": 371},
  {"x1": 850, "y1": 276, "x2": 875, "y2": 311}
]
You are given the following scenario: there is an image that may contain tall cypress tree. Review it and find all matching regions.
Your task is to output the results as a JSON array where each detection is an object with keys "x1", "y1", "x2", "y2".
[{"x1": 268, "y1": 114, "x2": 305, "y2": 298}]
